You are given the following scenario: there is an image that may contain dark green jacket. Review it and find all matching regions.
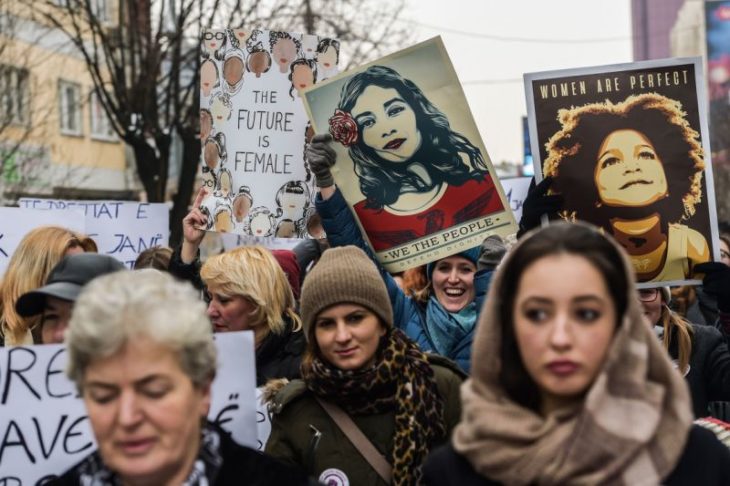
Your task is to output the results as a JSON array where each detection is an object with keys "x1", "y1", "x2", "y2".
[{"x1": 264, "y1": 357, "x2": 464, "y2": 486}]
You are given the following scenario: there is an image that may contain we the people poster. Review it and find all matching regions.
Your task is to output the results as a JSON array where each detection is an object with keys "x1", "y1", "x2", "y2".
[
  {"x1": 302, "y1": 37, "x2": 516, "y2": 272},
  {"x1": 524, "y1": 58, "x2": 720, "y2": 286},
  {"x1": 199, "y1": 29, "x2": 339, "y2": 237}
]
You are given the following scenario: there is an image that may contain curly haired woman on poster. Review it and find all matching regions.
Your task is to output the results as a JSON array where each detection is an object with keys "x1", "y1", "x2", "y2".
[
  {"x1": 327, "y1": 65, "x2": 503, "y2": 251},
  {"x1": 544, "y1": 92, "x2": 710, "y2": 282}
]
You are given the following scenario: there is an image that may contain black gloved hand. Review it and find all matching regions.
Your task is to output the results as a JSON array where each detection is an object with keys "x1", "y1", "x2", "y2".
[
  {"x1": 306, "y1": 133, "x2": 337, "y2": 188},
  {"x1": 517, "y1": 176, "x2": 564, "y2": 239},
  {"x1": 477, "y1": 235, "x2": 507, "y2": 272},
  {"x1": 695, "y1": 261, "x2": 730, "y2": 313}
]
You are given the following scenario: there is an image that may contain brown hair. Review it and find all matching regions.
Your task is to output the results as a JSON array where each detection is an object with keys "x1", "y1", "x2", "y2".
[
  {"x1": 1, "y1": 226, "x2": 84, "y2": 345},
  {"x1": 544, "y1": 93, "x2": 704, "y2": 228},
  {"x1": 134, "y1": 246, "x2": 173, "y2": 271},
  {"x1": 659, "y1": 294, "x2": 694, "y2": 375}
]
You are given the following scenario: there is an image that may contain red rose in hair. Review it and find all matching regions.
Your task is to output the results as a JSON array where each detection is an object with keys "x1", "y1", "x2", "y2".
[{"x1": 328, "y1": 109, "x2": 358, "y2": 147}]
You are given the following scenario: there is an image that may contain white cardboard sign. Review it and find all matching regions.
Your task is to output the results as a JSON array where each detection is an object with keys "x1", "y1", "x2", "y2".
[
  {"x1": 18, "y1": 199, "x2": 170, "y2": 269},
  {"x1": 0, "y1": 331, "x2": 256, "y2": 485},
  {"x1": 500, "y1": 176, "x2": 531, "y2": 223}
]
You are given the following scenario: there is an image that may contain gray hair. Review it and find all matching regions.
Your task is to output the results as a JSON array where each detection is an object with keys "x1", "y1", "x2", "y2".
[{"x1": 66, "y1": 269, "x2": 217, "y2": 390}]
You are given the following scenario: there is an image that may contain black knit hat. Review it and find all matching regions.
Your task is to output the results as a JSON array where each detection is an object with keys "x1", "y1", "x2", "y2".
[{"x1": 300, "y1": 246, "x2": 393, "y2": 339}]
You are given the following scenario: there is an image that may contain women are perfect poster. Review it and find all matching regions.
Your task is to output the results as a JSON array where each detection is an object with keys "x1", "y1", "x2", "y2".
[{"x1": 524, "y1": 58, "x2": 720, "y2": 286}]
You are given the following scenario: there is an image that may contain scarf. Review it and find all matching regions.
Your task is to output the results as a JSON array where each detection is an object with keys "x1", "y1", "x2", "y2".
[
  {"x1": 302, "y1": 328, "x2": 445, "y2": 486},
  {"x1": 72, "y1": 423, "x2": 224, "y2": 485},
  {"x1": 453, "y1": 231, "x2": 693, "y2": 486},
  {"x1": 425, "y1": 297, "x2": 477, "y2": 358}
]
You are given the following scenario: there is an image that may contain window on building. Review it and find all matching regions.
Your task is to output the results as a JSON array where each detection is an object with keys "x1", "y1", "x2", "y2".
[
  {"x1": 58, "y1": 80, "x2": 83, "y2": 136},
  {"x1": 0, "y1": 65, "x2": 30, "y2": 126},
  {"x1": 90, "y1": 0, "x2": 109, "y2": 22},
  {"x1": 89, "y1": 91, "x2": 116, "y2": 140}
]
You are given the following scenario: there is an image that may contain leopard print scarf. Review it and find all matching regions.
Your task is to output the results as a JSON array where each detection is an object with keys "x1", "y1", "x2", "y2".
[{"x1": 302, "y1": 328, "x2": 445, "y2": 485}]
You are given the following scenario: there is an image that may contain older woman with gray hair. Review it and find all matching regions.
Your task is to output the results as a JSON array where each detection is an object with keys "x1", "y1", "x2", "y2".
[{"x1": 54, "y1": 270, "x2": 314, "y2": 486}]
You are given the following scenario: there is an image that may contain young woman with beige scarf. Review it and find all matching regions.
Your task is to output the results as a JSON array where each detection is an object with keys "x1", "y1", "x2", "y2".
[{"x1": 423, "y1": 222, "x2": 730, "y2": 485}]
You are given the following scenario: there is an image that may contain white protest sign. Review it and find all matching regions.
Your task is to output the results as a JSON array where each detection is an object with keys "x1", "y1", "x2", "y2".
[
  {"x1": 500, "y1": 176, "x2": 531, "y2": 223},
  {"x1": 255, "y1": 388, "x2": 272, "y2": 451},
  {"x1": 199, "y1": 29, "x2": 339, "y2": 237},
  {"x1": 18, "y1": 199, "x2": 170, "y2": 269},
  {"x1": 0, "y1": 207, "x2": 86, "y2": 277},
  {"x1": 0, "y1": 331, "x2": 256, "y2": 485},
  {"x1": 220, "y1": 233, "x2": 302, "y2": 252}
]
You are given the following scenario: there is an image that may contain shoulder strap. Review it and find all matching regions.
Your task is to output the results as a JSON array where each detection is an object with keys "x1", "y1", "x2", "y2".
[{"x1": 314, "y1": 397, "x2": 393, "y2": 484}]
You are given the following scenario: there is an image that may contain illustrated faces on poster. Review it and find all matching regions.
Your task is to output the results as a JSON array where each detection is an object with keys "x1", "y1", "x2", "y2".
[
  {"x1": 214, "y1": 207, "x2": 234, "y2": 233},
  {"x1": 200, "y1": 109, "x2": 213, "y2": 140},
  {"x1": 203, "y1": 30, "x2": 226, "y2": 54},
  {"x1": 280, "y1": 191, "x2": 307, "y2": 219},
  {"x1": 272, "y1": 35, "x2": 298, "y2": 73},
  {"x1": 201, "y1": 60, "x2": 218, "y2": 97},
  {"x1": 217, "y1": 168, "x2": 232, "y2": 197},
  {"x1": 204, "y1": 138, "x2": 220, "y2": 170},
  {"x1": 317, "y1": 45, "x2": 337, "y2": 70},
  {"x1": 232, "y1": 29, "x2": 249, "y2": 45},
  {"x1": 232, "y1": 189, "x2": 253, "y2": 223},
  {"x1": 249, "y1": 208, "x2": 274, "y2": 236},
  {"x1": 275, "y1": 219, "x2": 297, "y2": 237},
  {"x1": 291, "y1": 61, "x2": 315, "y2": 95},
  {"x1": 247, "y1": 48, "x2": 271, "y2": 78},
  {"x1": 352, "y1": 85, "x2": 422, "y2": 163},
  {"x1": 594, "y1": 129, "x2": 668, "y2": 207},
  {"x1": 223, "y1": 50, "x2": 245, "y2": 94},
  {"x1": 210, "y1": 94, "x2": 231, "y2": 123},
  {"x1": 301, "y1": 35, "x2": 318, "y2": 58}
]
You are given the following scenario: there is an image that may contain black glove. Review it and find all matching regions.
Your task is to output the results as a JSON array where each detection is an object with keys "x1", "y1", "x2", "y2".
[
  {"x1": 517, "y1": 176, "x2": 564, "y2": 239},
  {"x1": 306, "y1": 133, "x2": 337, "y2": 188},
  {"x1": 477, "y1": 235, "x2": 507, "y2": 272},
  {"x1": 695, "y1": 261, "x2": 730, "y2": 313}
]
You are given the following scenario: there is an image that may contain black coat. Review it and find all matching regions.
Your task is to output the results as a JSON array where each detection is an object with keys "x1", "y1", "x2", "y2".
[
  {"x1": 422, "y1": 425, "x2": 730, "y2": 486},
  {"x1": 51, "y1": 424, "x2": 318, "y2": 485},
  {"x1": 256, "y1": 316, "x2": 305, "y2": 386},
  {"x1": 669, "y1": 324, "x2": 730, "y2": 417}
]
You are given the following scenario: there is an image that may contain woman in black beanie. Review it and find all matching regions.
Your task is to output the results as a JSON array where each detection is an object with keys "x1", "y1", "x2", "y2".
[{"x1": 264, "y1": 245, "x2": 464, "y2": 486}]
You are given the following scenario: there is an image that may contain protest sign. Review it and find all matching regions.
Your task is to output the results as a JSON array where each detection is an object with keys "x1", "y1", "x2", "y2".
[
  {"x1": 0, "y1": 331, "x2": 256, "y2": 485},
  {"x1": 220, "y1": 234, "x2": 302, "y2": 252},
  {"x1": 0, "y1": 207, "x2": 86, "y2": 277},
  {"x1": 500, "y1": 176, "x2": 531, "y2": 223},
  {"x1": 302, "y1": 37, "x2": 516, "y2": 272},
  {"x1": 198, "y1": 29, "x2": 339, "y2": 238},
  {"x1": 18, "y1": 199, "x2": 170, "y2": 269},
  {"x1": 524, "y1": 57, "x2": 720, "y2": 287}
]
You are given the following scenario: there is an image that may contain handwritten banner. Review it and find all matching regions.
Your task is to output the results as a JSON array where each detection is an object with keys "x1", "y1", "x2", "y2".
[
  {"x1": 18, "y1": 199, "x2": 170, "y2": 269},
  {"x1": 0, "y1": 207, "x2": 86, "y2": 277},
  {"x1": 199, "y1": 29, "x2": 339, "y2": 237},
  {"x1": 0, "y1": 331, "x2": 256, "y2": 485}
]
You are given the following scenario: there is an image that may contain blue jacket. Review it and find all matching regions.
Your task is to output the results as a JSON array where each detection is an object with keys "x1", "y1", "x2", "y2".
[{"x1": 316, "y1": 188, "x2": 492, "y2": 373}]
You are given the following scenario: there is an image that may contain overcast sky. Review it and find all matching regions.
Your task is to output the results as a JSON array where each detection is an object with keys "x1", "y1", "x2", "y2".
[{"x1": 404, "y1": 0, "x2": 633, "y2": 166}]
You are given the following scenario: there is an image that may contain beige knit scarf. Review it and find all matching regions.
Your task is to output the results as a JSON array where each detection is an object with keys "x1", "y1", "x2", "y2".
[{"x1": 453, "y1": 233, "x2": 693, "y2": 485}]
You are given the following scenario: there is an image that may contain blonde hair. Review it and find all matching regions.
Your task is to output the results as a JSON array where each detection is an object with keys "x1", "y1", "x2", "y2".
[
  {"x1": 0, "y1": 226, "x2": 83, "y2": 345},
  {"x1": 660, "y1": 302, "x2": 694, "y2": 376},
  {"x1": 66, "y1": 269, "x2": 216, "y2": 390},
  {"x1": 200, "y1": 246, "x2": 301, "y2": 339}
]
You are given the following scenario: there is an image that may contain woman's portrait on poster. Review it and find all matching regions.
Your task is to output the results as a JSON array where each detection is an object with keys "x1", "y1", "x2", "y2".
[
  {"x1": 328, "y1": 65, "x2": 504, "y2": 251},
  {"x1": 543, "y1": 92, "x2": 710, "y2": 282}
]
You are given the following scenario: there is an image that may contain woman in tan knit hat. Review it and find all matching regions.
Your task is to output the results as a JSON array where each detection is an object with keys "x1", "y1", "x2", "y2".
[
  {"x1": 265, "y1": 245, "x2": 464, "y2": 486},
  {"x1": 422, "y1": 222, "x2": 730, "y2": 485}
]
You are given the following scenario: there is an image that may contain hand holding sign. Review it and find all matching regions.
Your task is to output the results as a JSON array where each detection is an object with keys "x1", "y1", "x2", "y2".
[{"x1": 182, "y1": 187, "x2": 209, "y2": 264}]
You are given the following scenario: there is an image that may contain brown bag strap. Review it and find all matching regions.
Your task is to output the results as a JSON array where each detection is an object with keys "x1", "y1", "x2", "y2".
[{"x1": 315, "y1": 397, "x2": 393, "y2": 484}]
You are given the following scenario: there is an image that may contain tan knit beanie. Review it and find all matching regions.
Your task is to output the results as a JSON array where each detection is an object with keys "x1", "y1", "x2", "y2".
[{"x1": 300, "y1": 245, "x2": 393, "y2": 339}]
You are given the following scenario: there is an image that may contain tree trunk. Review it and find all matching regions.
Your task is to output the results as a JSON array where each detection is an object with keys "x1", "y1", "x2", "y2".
[{"x1": 170, "y1": 129, "x2": 201, "y2": 247}]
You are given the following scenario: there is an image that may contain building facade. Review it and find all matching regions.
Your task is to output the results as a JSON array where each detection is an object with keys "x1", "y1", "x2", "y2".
[{"x1": 0, "y1": 1, "x2": 139, "y2": 204}]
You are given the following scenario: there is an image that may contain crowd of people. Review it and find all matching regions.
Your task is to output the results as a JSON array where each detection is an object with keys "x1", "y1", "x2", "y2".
[{"x1": 1, "y1": 134, "x2": 730, "y2": 485}]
